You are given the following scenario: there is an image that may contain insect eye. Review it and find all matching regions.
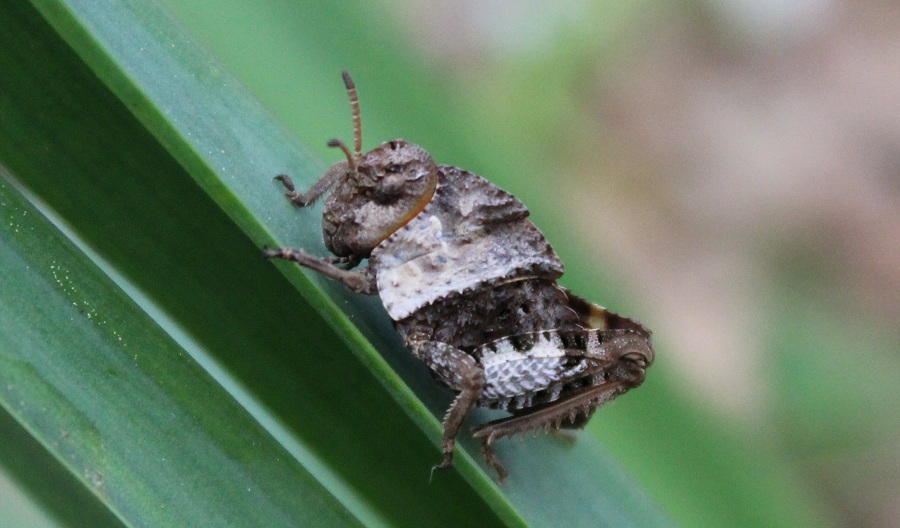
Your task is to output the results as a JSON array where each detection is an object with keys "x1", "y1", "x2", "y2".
[{"x1": 385, "y1": 164, "x2": 402, "y2": 174}]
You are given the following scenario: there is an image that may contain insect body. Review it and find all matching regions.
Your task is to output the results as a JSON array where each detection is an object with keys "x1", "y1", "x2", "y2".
[{"x1": 264, "y1": 71, "x2": 654, "y2": 480}]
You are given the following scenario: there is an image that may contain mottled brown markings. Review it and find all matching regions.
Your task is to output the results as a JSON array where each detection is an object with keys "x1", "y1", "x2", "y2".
[{"x1": 264, "y1": 71, "x2": 654, "y2": 481}]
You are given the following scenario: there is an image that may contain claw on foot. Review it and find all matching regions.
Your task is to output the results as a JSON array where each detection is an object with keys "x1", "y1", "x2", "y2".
[
  {"x1": 273, "y1": 174, "x2": 295, "y2": 191},
  {"x1": 428, "y1": 452, "x2": 454, "y2": 483},
  {"x1": 261, "y1": 246, "x2": 286, "y2": 260},
  {"x1": 481, "y1": 439, "x2": 509, "y2": 482}
]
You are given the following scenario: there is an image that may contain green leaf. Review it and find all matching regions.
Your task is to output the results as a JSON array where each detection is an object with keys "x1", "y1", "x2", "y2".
[
  {"x1": 1, "y1": 0, "x2": 670, "y2": 527},
  {"x1": 0, "y1": 404, "x2": 122, "y2": 528},
  {"x1": 0, "y1": 170, "x2": 362, "y2": 526}
]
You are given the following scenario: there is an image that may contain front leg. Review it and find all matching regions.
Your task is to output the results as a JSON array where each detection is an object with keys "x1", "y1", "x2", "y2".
[
  {"x1": 275, "y1": 160, "x2": 348, "y2": 208},
  {"x1": 409, "y1": 341, "x2": 486, "y2": 476},
  {"x1": 263, "y1": 246, "x2": 375, "y2": 294}
]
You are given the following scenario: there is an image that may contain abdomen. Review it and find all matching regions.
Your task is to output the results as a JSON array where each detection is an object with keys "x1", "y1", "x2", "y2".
[{"x1": 395, "y1": 278, "x2": 580, "y2": 351}]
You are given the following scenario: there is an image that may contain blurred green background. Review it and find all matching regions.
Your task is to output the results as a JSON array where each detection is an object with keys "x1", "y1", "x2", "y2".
[{"x1": 1, "y1": 1, "x2": 897, "y2": 527}]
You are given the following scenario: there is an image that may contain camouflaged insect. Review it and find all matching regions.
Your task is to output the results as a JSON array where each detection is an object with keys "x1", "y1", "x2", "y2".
[{"x1": 264, "y1": 71, "x2": 654, "y2": 480}]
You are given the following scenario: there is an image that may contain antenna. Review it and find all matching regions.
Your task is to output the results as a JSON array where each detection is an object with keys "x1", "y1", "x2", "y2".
[
  {"x1": 327, "y1": 138, "x2": 356, "y2": 172},
  {"x1": 341, "y1": 70, "x2": 363, "y2": 157}
]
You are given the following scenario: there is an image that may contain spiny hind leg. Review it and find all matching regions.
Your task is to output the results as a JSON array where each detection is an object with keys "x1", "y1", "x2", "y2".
[{"x1": 474, "y1": 417, "x2": 577, "y2": 482}]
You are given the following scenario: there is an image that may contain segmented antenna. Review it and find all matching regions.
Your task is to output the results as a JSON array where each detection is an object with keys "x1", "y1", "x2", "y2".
[
  {"x1": 327, "y1": 138, "x2": 357, "y2": 172},
  {"x1": 341, "y1": 70, "x2": 363, "y2": 157}
]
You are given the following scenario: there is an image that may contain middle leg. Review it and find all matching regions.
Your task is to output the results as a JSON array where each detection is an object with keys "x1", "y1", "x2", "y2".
[
  {"x1": 263, "y1": 246, "x2": 375, "y2": 294},
  {"x1": 410, "y1": 341, "x2": 485, "y2": 473}
]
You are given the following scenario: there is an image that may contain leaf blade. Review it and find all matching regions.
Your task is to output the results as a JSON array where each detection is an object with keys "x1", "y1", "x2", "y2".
[
  {"x1": 4, "y1": 0, "x2": 673, "y2": 526},
  {"x1": 0, "y1": 169, "x2": 365, "y2": 527}
]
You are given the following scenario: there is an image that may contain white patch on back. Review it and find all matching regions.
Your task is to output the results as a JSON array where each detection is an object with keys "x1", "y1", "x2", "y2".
[{"x1": 372, "y1": 212, "x2": 562, "y2": 320}]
